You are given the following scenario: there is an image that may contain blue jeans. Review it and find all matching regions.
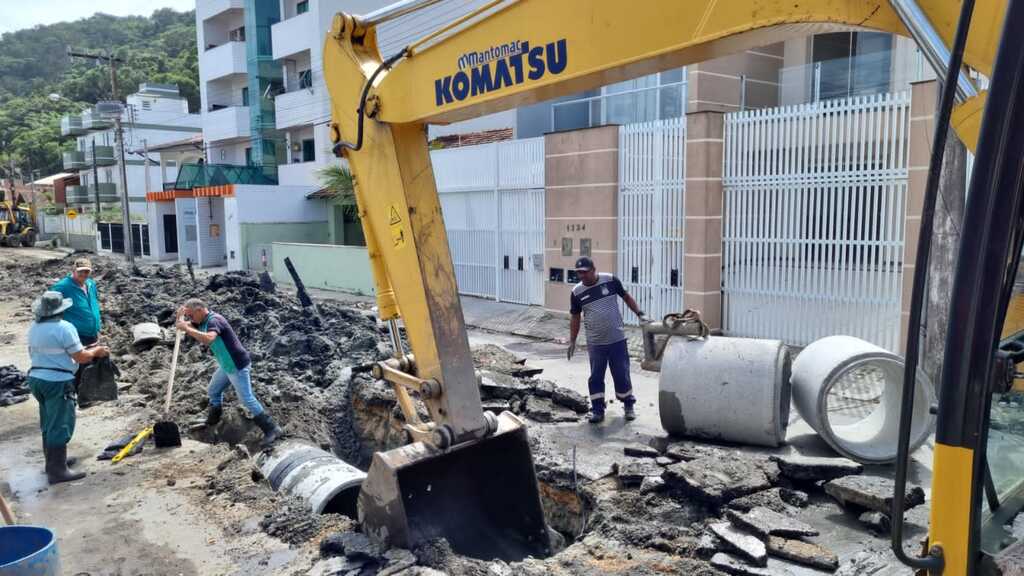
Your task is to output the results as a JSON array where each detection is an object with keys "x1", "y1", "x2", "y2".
[
  {"x1": 208, "y1": 367, "x2": 264, "y2": 416},
  {"x1": 587, "y1": 339, "x2": 634, "y2": 413}
]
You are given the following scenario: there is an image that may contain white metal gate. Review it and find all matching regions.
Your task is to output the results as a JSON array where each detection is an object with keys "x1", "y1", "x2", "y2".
[
  {"x1": 432, "y1": 137, "x2": 545, "y2": 305},
  {"x1": 618, "y1": 118, "x2": 687, "y2": 325},
  {"x1": 722, "y1": 92, "x2": 910, "y2": 350}
]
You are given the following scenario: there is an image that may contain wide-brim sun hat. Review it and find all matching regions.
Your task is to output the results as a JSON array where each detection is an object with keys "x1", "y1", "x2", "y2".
[{"x1": 32, "y1": 291, "x2": 73, "y2": 321}]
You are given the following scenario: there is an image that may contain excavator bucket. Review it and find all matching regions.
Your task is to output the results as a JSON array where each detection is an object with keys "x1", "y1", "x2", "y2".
[{"x1": 357, "y1": 412, "x2": 551, "y2": 561}]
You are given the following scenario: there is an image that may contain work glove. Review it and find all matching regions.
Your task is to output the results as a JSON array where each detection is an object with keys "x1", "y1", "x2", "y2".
[
  {"x1": 637, "y1": 311, "x2": 649, "y2": 323},
  {"x1": 567, "y1": 341, "x2": 576, "y2": 361}
]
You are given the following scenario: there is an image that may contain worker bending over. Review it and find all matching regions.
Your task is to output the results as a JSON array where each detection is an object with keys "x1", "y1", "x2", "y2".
[
  {"x1": 567, "y1": 257, "x2": 645, "y2": 423},
  {"x1": 27, "y1": 291, "x2": 110, "y2": 484},
  {"x1": 176, "y1": 298, "x2": 283, "y2": 448}
]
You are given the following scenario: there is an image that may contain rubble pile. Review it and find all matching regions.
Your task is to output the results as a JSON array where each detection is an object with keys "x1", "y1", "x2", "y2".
[{"x1": 0, "y1": 365, "x2": 29, "y2": 407}]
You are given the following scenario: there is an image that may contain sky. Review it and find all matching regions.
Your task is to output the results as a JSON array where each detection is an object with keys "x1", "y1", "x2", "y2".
[{"x1": 1, "y1": 0, "x2": 196, "y2": 35}]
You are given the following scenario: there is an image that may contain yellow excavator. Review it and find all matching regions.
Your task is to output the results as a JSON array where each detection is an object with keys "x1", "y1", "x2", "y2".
[
  {"x1": 323, "y1": 0, "x2": 1024, "y2": 572},
  {"x1": 0, "y1": 196, "x2": 37, "y2": 247}
]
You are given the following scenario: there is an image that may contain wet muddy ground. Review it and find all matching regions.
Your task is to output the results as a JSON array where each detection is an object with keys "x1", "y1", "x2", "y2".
[{"x1": 0, "y1": 248, "x2": 937, "y2": 575}]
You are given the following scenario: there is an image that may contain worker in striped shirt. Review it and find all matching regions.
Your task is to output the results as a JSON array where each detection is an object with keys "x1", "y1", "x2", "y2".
[{"x1": 567, "y1": 257, "x2": 646, "y2": 423}]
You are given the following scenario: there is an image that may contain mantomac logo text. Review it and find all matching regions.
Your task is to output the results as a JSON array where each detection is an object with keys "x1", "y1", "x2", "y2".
[{"x1": 435, "y1": 39, "x2": 568, "y2": 106}]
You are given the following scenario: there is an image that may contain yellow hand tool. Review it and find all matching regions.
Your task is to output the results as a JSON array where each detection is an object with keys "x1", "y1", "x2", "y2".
[{"x1": 111, "y1": 426, "x2": 153, "y2": 464}]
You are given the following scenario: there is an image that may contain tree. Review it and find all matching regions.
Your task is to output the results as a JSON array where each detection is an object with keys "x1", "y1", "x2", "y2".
[{"x1": 0, "y1": 9, "x2": 198, "y2": 177}]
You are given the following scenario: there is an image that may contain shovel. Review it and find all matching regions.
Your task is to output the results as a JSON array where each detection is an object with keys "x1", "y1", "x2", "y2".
[{"x1": 153, "y1": 326, "x2": 183, "y2": 448}]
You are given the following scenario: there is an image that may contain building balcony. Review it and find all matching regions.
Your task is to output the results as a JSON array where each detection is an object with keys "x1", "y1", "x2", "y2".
[
  {"x1": 62, "y1": 151, "x2": 86, "y2": 172},
  {"x1": 60, "y1": 115, "x2": 85, "y2": 137},
  {"x1": 172, "y1": 163, "x2": 277, "y2": 189},
  {"x1": 81, "y1": 109, "x2": 113, "y2": 131},
  {"x1": 275, "y1": 88, "x2": 330, "y2": 130},
  {"x1": 203, "y1": 105, "x2": 251, "y2": 142},
  {"x1": 278, "y1": 161, "x2": 322, "y2": 187},
  {"x1": 201, "y1": 41, "x2": 247, "y2": 82},
  {"x1": 271, "y1": 11, "x2": 313, "y2": 60},
  {"x1": 84, "y1": 144, "x2": 116, "y2": 166},
  {"x1": 197, "y1": 0, "x2": 244, "y2": 23},
  {"x1": 65, "y1": 183, "x2": 119, "y2": 205}
]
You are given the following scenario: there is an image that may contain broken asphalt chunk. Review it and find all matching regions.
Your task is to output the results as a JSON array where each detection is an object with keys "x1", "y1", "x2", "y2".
[
  {"x1": 523, "y1": 396, "x2": 579, "y2": 423},
  {"x1": 728, "y1": 488, "x2": 809, "y2": 515},
  {"x1": 725, "y1": 507, "x2": 819, "y2": 539},
  {"x1": 663, "y1": 455, "x2": 771, "y2": 504},
  {"x1": 550, "y1": 386, "x2": 589, "y2": 413},
  {"x1": 824, "y1": 475, "x2": 925, "y2": 514},
  {"x1": 766, "y1": 536, "x2": 839, "y2": 572},
  {"x1": 615, "y1": 459, "x2": 663, "y2": 487},
  {"x1": 623, "y1": 442, "x2": 661, "y2": 458},
  {"x1": 709, "y1": 522, "x2": 768, "y2": 566},
  {"x1": 771, "y1": 454, "x2": 863, "y2": 482},
  {"x1": 479, "y1": 371, "x2": 531, "y2": 400},
  {"x1": 664, "y1": 440, "x2": 723, "y2": 462},
  {"x1": 858, "y1": 511, "x2": 891, "y2": 533},
  {"x1": 640, "y1": 476, "x2": 666, "y2": 494},
  {"x1": 710, "y1": 553, "x2": 778, "y2": 576}
]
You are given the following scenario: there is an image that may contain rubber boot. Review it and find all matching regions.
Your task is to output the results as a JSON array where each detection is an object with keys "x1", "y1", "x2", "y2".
[
  {"x1": 206, "y1": 405, "x2": 223, "y2": 427},
  {"x1": 253, "y1": 413, "x2": 283, "y2": 449},
  {"x1": 624, "y1": 404, "x2": 637, "y2": 421},
  {"x1": 45, "y1": 445, "x2": 86, "y2": 484},
  {"x1": 43, "y1": 440, "x2": 77, "y2": 467}
]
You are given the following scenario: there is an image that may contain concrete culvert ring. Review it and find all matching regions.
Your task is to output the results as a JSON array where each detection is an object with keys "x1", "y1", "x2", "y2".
[
  {"x1": 257, "y1": 441, "x2": 367, "y2": 519},
  {"x1": 792, "y1": 335, "x2": 935, "y2": 464}
]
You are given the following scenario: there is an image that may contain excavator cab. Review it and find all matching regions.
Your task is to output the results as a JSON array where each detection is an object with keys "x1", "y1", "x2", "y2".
[{"x1": 358, "y1": 411, "x2": 551, "y2": 560}]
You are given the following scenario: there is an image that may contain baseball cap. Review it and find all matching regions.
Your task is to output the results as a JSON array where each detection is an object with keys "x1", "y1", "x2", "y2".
[
  {"x1": 574, "y1": 257, "x2": 594, "y2": 271},
  {"x1": 74, "y1": 257, "x2": 93, "y2": 272}
]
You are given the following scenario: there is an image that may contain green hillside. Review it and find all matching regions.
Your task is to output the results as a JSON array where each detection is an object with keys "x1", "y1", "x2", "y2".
[{"x1": 0, "y1": 8, "x2": 198, "y2": 179}]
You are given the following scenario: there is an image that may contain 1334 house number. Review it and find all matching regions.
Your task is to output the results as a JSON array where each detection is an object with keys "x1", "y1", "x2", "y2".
[{"x1": 566, "y1": 223, "x2": 586, "y2": 232}]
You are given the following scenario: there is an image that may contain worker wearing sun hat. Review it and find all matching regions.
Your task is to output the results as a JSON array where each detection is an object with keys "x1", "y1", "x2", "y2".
[{"x1": 27, "y1": 290, "x2": 110, "y2": 484}]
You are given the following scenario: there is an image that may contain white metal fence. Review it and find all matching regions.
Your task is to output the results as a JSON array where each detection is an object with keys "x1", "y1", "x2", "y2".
[
  {"x1": 432, "y1": 137, "x2": 545, "y2": 306},
  {"x1": 722, "y1": 91, "x2": 910, "y2": 350},
  {"x1": 618, "y1": 118, "x2": 687, "y2": 325}
]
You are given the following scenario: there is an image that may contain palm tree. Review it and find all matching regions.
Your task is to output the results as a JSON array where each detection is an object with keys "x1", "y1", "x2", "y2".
[{"x1": 316, "y1": 164, "x2": 357, "y2": 216}]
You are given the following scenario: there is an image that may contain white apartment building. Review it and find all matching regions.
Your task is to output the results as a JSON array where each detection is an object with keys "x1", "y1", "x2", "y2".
[{"x1": 60, "y1": 83, "x2": 202, "y2": 257}]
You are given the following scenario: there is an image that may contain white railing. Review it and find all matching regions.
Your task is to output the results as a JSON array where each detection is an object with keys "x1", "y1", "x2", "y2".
[
  {"x1": 432, "y1": 137, "x2": 545, "y2": 306},
  {"x1": 618, "y1": 117, "x2": 687, "y2": 325},
  {"x1": 722, "y1": 91, "x2": 911, "y2": 350}
]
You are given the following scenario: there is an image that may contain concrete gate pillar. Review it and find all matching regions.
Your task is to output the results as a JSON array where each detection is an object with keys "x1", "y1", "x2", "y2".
[
  {"x1": 543, "y1": 125, "x2": 621, "y2": 312},
  {"x1": 684, "y1": 111, "x2": 725, "y2": 330},
  {"x1": 900, "y1": 80, "x2": 938, "y2": 354}
]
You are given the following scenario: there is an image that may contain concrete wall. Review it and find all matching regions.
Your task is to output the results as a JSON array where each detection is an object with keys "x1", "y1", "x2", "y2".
[
  {"x1": 234, "y1": 184, "x2": 327, "y2": 222},
  {"x1": 175, "y1": 198, "x2": 199, "y2": 264},
  {"x1": 271, "y1": 242, "x2": 374, "y2": 295},
  {"x1": 543, "y1": 125, "x2": 619, "y2": 311}
]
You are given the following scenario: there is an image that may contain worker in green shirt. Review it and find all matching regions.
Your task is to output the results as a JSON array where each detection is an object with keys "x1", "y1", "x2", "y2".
[{"x1": 51, "y1": 257, "x2": 102, "y2": 346}]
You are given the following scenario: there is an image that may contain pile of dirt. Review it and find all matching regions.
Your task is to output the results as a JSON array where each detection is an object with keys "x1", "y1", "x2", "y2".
[
  {"x1": 0, "y1": 365, "x2": 29, "y2": 407},
  {"x1": 0, "y1": 254, "x2": 393, "y2": 456}
]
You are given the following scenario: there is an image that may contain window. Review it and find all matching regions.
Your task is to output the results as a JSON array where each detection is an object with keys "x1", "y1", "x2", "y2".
[
  {"x1": 301, "y1": 139, "x2": 315, "y2": 162},
  {"x1": 296, "y1": 1, "x2": 309, "y2": 14},
  {"x1": 298, "y1": 69, "x2": 313, "y2": 90},
  {"x1": 229, "y1": 26, "x2": 246, "y2": 42},
  {"x1": 812, "y1": 32, "x2": 893, "y2": 100},
  {"x1": 245, "y1": 147, "x2": 253, "y2": 166},
  {"x1": 241, "y1": 87, "x2": 249, "y2": 107}
]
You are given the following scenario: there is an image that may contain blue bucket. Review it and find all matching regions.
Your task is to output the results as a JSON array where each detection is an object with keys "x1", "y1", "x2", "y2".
[{"x1": 0, "y1": 526, "x2": 60, "y2": 576}]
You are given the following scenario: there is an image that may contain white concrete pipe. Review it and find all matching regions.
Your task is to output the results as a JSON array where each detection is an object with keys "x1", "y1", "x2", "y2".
[
  {"x1": 790, "y1": 335, "x2": 935, "y2": 464},
  {"x1": 257, "y1": 441, "x2": 366, "y2": 517},
  {"x1": 659, "y1": 336, "x2": 791, "y2": 447}
]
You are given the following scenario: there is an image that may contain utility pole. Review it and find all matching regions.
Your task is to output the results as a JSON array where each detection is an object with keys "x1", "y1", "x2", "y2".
[{"x1": 68, "y1": 48, "x2": 134, "y2": 265}]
